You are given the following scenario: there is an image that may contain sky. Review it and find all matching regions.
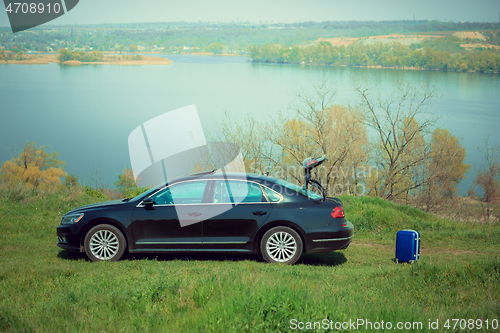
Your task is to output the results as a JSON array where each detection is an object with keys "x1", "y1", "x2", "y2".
[{"x1": 1, "y1": 0, "x2": 500, "y2": 28}]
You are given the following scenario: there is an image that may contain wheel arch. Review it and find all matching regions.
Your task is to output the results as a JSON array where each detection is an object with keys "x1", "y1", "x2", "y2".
[
  {"x1": 253, "y1": 220, "x2": 308, "y2": 254},
  {"x1": 79, "y1": 218, "x2": 129, "y2": 251}
]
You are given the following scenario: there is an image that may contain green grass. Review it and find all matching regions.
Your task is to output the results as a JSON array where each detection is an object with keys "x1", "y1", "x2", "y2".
[{"x1": 0, "y1": 188, "x2": 499, "y2": 332}]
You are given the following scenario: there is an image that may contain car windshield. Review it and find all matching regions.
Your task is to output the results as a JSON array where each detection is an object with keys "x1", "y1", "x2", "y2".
[
  {"x1": 272, "y1": 178, "x2": 323, "y2": 200},
  {"x1": 129, "y1": 185, "x2": 163, "y2": 202}
]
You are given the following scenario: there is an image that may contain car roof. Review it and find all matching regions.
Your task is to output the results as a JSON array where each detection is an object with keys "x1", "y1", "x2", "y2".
[{"x1": 178, "y1": 171, "x2": 276, "y2": 183}]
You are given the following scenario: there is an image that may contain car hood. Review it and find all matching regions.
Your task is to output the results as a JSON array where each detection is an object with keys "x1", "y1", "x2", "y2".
[{"x1": 64, "y1": 199, "x2": 126, "y2": 215}]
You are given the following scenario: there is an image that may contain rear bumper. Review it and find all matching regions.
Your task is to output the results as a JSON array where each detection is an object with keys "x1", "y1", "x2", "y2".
[{"x1": 306, "y1": 221, "x2": 354, "y2": 253}]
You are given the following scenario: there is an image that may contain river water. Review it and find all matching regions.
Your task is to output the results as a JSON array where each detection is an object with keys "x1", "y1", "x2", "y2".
[{"x1": 0, "y1": 54, "x2": 498, "y2": 193}]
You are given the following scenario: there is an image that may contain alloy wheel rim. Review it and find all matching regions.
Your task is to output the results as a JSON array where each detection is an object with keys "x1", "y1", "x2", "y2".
[
  {"x1": 266, "y1": 231, "x2": 297, "y2": 262},
  {"x1": 89, "y1": 230, "x2": 119, "y2": 260}
]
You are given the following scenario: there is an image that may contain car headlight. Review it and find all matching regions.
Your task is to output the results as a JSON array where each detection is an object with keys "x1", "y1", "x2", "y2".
[{"x1": 61, "y1": 213, "x2": 84, "y2": 225}]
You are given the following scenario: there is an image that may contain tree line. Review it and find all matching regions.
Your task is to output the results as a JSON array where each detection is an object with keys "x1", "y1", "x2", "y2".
[
  {"x1": 249, "y1": 39, "x2": 500, "y2": 72},
  {"x1": 0, "y1": 143, "x2": 148, "y2": 200},
  {"x1": 58, "y1": 48, "x2": 104, "y2": 62},
  {"x1": 57, "y1": 48, "x2": 143, "y2": 63},
  {"x1": 2, "y1": 20, "x2": 499, "y2": 55}
]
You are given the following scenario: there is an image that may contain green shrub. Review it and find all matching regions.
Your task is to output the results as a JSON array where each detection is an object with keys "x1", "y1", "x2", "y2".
[{"x1": 83, "y1": 186, "x2": 108, "y2": 200}]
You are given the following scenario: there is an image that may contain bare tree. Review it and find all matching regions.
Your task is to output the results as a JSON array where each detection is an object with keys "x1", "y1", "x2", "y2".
[
  {"x1": 216, "y1": 80, "x2": 469, "y2": 204},
  {"x1": 353, "y1": 79, "x2": 440, "y2": 200},
  {"x1": 261, "y1": 83, "x2": 369, "y2": 195},
  {"x1": 472, "y1": 138, "x2": 500, "y2": 223},
  {"x1": 214, "y1": 112, "x2": 275, "y2": 175},
  {"x1": 215, "y1": 83, "x2": 369, "y2": 196}
]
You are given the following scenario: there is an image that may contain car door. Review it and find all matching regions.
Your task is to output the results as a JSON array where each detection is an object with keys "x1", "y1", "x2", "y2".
[
  {"x1": 131, "y1": 180, "x2": 209, "y2": 251},
  {"x1": 202, "y1": 179, "x2": 273, "y2": 250}
]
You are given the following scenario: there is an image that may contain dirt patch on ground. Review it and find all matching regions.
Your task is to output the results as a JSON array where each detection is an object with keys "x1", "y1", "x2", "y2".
[
  {"x1": 350, "y1": 242, "x2": 393, "y2": 249},
  {"x1": 1, "y1": 53, "x2": 57, "y2": 64},
  {"x1": 102, "y1": 55, "x2": 172, "y2": 65},
  {"x1": 460, "y1": 43, "x2": 500, "y2": 50},
  {"x1": 353, "y1": 241, "x2": 478, "y2": 256},
  {"x1": 350, "y1": 242, "x2": 375, "y2": 247},
  {"x1": 186, "y1": 52, "x2": 243, "y2": 56},
  {"x1": 315, "y1": 33, "x2": 447, "y2": 47},
  {"x1": 421, "y1": 248, "x2": 477, "y2": 255},
  {"x1": 189, "y1": 52, "x2": 215, "y2": 56},
  {"x1": 368, "y1": 33, "x2": 446, "y2": 42},
  {"x1": 314, "y1": 31, "x2": 500, "y2": 52},
  {"x1": 453, "y1": 31, "x2": 486, "y2": 40},
  {"x1": 316, "y1": 37, "x2": 359, "y2": 47},
  {"x1": 0, "y1": 245, "x2": 19, "y2": 252},
  {"x1": 1, "y1": 53, "x2": 171, "y2": 65},
  {"x1": 63, "y1": 60, "x2": 81, "y2": 65}
]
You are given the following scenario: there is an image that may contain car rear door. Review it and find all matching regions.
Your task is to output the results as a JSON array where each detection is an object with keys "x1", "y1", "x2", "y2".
[{"x1": 202, "y1": 179, "x2": 273, "y2": 250}]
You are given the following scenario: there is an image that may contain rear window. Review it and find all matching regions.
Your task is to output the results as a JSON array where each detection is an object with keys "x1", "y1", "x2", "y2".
[
  {"x1": 213, "y1": 180, "x2": 264, "y2": 203},
  {"x1": 272, "y1": 178, "x2": 323, "y2": 200},
  {"x1": 263, "y1": 187, "x2": 282, "y2": 202}
]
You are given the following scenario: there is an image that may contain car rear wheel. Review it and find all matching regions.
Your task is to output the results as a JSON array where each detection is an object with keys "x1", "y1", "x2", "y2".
[
  {"x1": 84, "y1": 224, "x2": 126, "y2": 262},
  {"x1": 260, "y1": 226, "x2": 303, "y2": 265}
]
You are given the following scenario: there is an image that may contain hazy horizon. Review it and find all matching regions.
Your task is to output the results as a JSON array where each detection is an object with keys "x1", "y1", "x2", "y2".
[{"x1": 1, "y1": 0, "x2": 499, "y2": 29}]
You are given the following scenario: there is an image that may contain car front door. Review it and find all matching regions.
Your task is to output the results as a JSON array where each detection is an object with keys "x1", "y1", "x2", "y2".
[{"x1": 131, "y1": 180, "x2": 209, "y2": 251}]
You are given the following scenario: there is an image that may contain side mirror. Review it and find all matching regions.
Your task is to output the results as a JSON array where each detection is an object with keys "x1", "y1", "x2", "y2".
[{"x1": 142, "y1": 197, "x2": 155, "y2": 209}]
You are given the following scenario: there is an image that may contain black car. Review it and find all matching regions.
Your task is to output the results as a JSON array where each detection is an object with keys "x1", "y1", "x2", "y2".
[{"x1": 57, "y1": 170, "x2": 354, "y2": 265}]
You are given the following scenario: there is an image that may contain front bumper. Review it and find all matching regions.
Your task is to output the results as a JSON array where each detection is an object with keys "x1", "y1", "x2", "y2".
[{"x1": 57, "y1": 225, "x2": 83, "y2": 252}]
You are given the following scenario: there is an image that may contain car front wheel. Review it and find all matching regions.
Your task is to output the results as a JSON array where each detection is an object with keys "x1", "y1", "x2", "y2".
[
  {"x1": 84, "y1": 224, "x2": 126, "y2": 262},
  {"x1": 260, "y1": 226, "x2": 303, "y2": 265}
]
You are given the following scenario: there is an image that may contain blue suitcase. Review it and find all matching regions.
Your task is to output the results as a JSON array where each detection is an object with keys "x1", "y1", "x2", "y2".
[{"x1": 395, "y1": 229, "x2": 420, "y2": 263}]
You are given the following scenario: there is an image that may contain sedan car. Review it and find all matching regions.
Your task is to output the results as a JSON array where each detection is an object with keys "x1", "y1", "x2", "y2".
[{"x1": 57, "y1": 171, "x2": 354, "y2": 265}]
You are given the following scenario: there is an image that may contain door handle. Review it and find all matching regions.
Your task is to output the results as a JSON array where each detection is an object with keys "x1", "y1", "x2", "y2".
[
  {"x1": 188, "y1": 212, "x2": 202, "y2": 217},
  {"x1": 252, "y1": 211, "x2": 267, "y2": 216}
]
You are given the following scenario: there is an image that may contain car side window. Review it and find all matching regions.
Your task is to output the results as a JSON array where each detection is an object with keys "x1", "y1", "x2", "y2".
[
  {"x1": 213, "y1": 180, "x2": 264, "y2": 203},
  {"x1": 149, "y1": 180, "x2": 208, "y2": 205},
  {"x1": 263, "y1": 187, "x2": 282, "y2": 202}
]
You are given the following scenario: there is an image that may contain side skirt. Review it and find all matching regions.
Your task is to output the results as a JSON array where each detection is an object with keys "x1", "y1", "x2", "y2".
[{"x1": 129, "y1": 248, "x2": 253, "y2": 253}]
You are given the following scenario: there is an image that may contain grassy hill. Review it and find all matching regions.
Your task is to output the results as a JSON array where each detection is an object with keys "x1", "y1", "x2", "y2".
[{"x1": 0, "y1": 187, "x2": 498, "y2": 332}]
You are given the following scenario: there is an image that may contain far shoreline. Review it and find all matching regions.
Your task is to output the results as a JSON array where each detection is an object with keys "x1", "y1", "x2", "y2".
[
  {"x1": 2, "y1": 51, "x2": 497, "y2": 73},
  {"x1": 0, "y1": 53, "x2": 172, "y2": 65},
  {"x1": 0, "y1": 51, "x2": 245, "y2": 65}
]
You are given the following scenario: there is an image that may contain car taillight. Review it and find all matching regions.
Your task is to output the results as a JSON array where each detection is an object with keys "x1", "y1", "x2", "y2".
[{"x1": 331, "y1": 206, "x2": 345, "y2": 219}]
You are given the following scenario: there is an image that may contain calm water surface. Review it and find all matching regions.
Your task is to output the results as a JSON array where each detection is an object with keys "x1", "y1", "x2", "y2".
[{"x1": 1, "y1": 55, "x2": 499, "y2": 193}]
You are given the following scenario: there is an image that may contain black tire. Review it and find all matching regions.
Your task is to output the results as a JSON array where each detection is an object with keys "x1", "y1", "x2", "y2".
[
  {"x1": 260, "y1": 226, "x2": 303, "y2": 265},
  {"x1": 84, "y1": 224, "x2": 126, "y2": 262}
]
